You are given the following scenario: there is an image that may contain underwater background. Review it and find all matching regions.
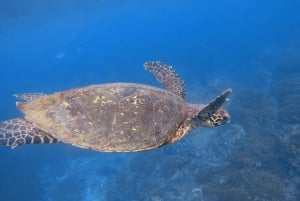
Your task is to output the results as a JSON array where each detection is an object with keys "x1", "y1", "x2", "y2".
[{"x1": 0, "y1": 0, "x2": 300, "y2": 200}]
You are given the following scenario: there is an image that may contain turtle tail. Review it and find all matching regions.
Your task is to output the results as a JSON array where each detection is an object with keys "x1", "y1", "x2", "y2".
[{"x1": 0, "y1": 118, "x2": 59, "y2": 148}]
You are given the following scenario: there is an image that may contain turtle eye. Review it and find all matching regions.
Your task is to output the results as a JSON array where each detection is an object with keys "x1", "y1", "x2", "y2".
[
  {"x1": 213, "y1": 109, "x2": 230, "y2": 125},
  {"x1": 210, "y1": 113, "x2": 230, "y2": 126},
  {"x1": 222, "y1": 115, "x2": 230, "y2": 123}
]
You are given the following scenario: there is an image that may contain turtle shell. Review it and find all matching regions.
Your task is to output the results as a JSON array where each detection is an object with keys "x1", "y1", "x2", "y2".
[{"x1": 18, "y1": 83, "x2": 187, "y2": 152}]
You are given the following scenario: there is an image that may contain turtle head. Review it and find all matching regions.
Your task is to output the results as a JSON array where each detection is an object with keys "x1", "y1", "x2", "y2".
[
  {"x1": 189, "y1": 88, "x2": 232, "y2": 128},
  {"x1": 199, "y1": 108, "x2": 230, "y2": 127}
]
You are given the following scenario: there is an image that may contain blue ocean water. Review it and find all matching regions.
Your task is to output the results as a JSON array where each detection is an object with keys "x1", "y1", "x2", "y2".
[{"x1": 0, "y1": 0, "x2": 300, "y2": 200}]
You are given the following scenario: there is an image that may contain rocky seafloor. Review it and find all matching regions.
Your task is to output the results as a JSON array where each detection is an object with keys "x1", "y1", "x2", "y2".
[
  {"x1": 37, "y1": 83, "x2": 299, "y2": 201},
  {"x1": 36, "y1": 51, "x2": 300, "y2": 201}
]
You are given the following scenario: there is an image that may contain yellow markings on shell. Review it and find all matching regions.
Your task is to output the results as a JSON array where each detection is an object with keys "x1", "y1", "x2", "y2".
[
  {"x1": 131, "y1": 95, "x2": 138, "y2": 105},
  {"x1": 131, "y1": 125, "x2": 139, "y2": 132},
  {"x1": 100, "y1": 95, "x2": 113, "y2": 105},
  {"x1": 158, "y1": 109, "x2": 164, "y2": 113},
  {"x1": 110, "y1": 87, "x2": 123, "y2": 93},
  {"x1": 137, "y1": 98, "x2": 145, "y2": 104},
  {"x1": 131, "y1": 96, "x2": 145, "y2": 106},
  {"x1": 92, "y1": 96, "x2": 100, "y2": 104},
  {"x1": 62, "y1": 101, "x2": 70, "y2": 107},
  {"x1": 78, "y1": 134, "x2": 85, "y2": 142}
]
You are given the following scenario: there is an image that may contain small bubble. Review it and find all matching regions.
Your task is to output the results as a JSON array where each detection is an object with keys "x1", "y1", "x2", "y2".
[
  {"x1": 255, "y1": 161, "x2": 262, "y2": 168},
  {"x1": 56, "y1": 52, "x2": 65, "y2": 59}
]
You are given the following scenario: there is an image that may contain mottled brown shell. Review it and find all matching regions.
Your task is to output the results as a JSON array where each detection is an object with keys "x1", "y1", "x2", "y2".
[{"x1": 18, "y1": 83, "x2": 187, "y2": 152}]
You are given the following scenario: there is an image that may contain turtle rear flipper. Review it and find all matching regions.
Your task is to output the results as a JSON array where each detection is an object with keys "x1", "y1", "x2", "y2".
[
  {"x1": 192, "y1": 89, "x2": 232, "y2": 127},
  {"x1": 0, "y1": 118, "x2": 58, "y2": 148},
  {"x1": 144, "y1": 61, "x2": 186, "y2": 99}
]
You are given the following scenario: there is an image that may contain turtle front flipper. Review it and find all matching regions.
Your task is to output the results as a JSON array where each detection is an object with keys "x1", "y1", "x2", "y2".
[
  {"x1": 192, "y1": 89, "x2": 232, "y2": 127},
  {"x1": 0, "y1": 118, "x2": 58, "y2": 148},
  {"x1": 144, "y1": 61, "x2": 186, "y2": 99}
]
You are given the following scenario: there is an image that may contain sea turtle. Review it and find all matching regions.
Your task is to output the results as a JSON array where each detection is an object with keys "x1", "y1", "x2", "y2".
[{"x1": 0, "y1": 62, "x2": 231, "y2": 152}]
